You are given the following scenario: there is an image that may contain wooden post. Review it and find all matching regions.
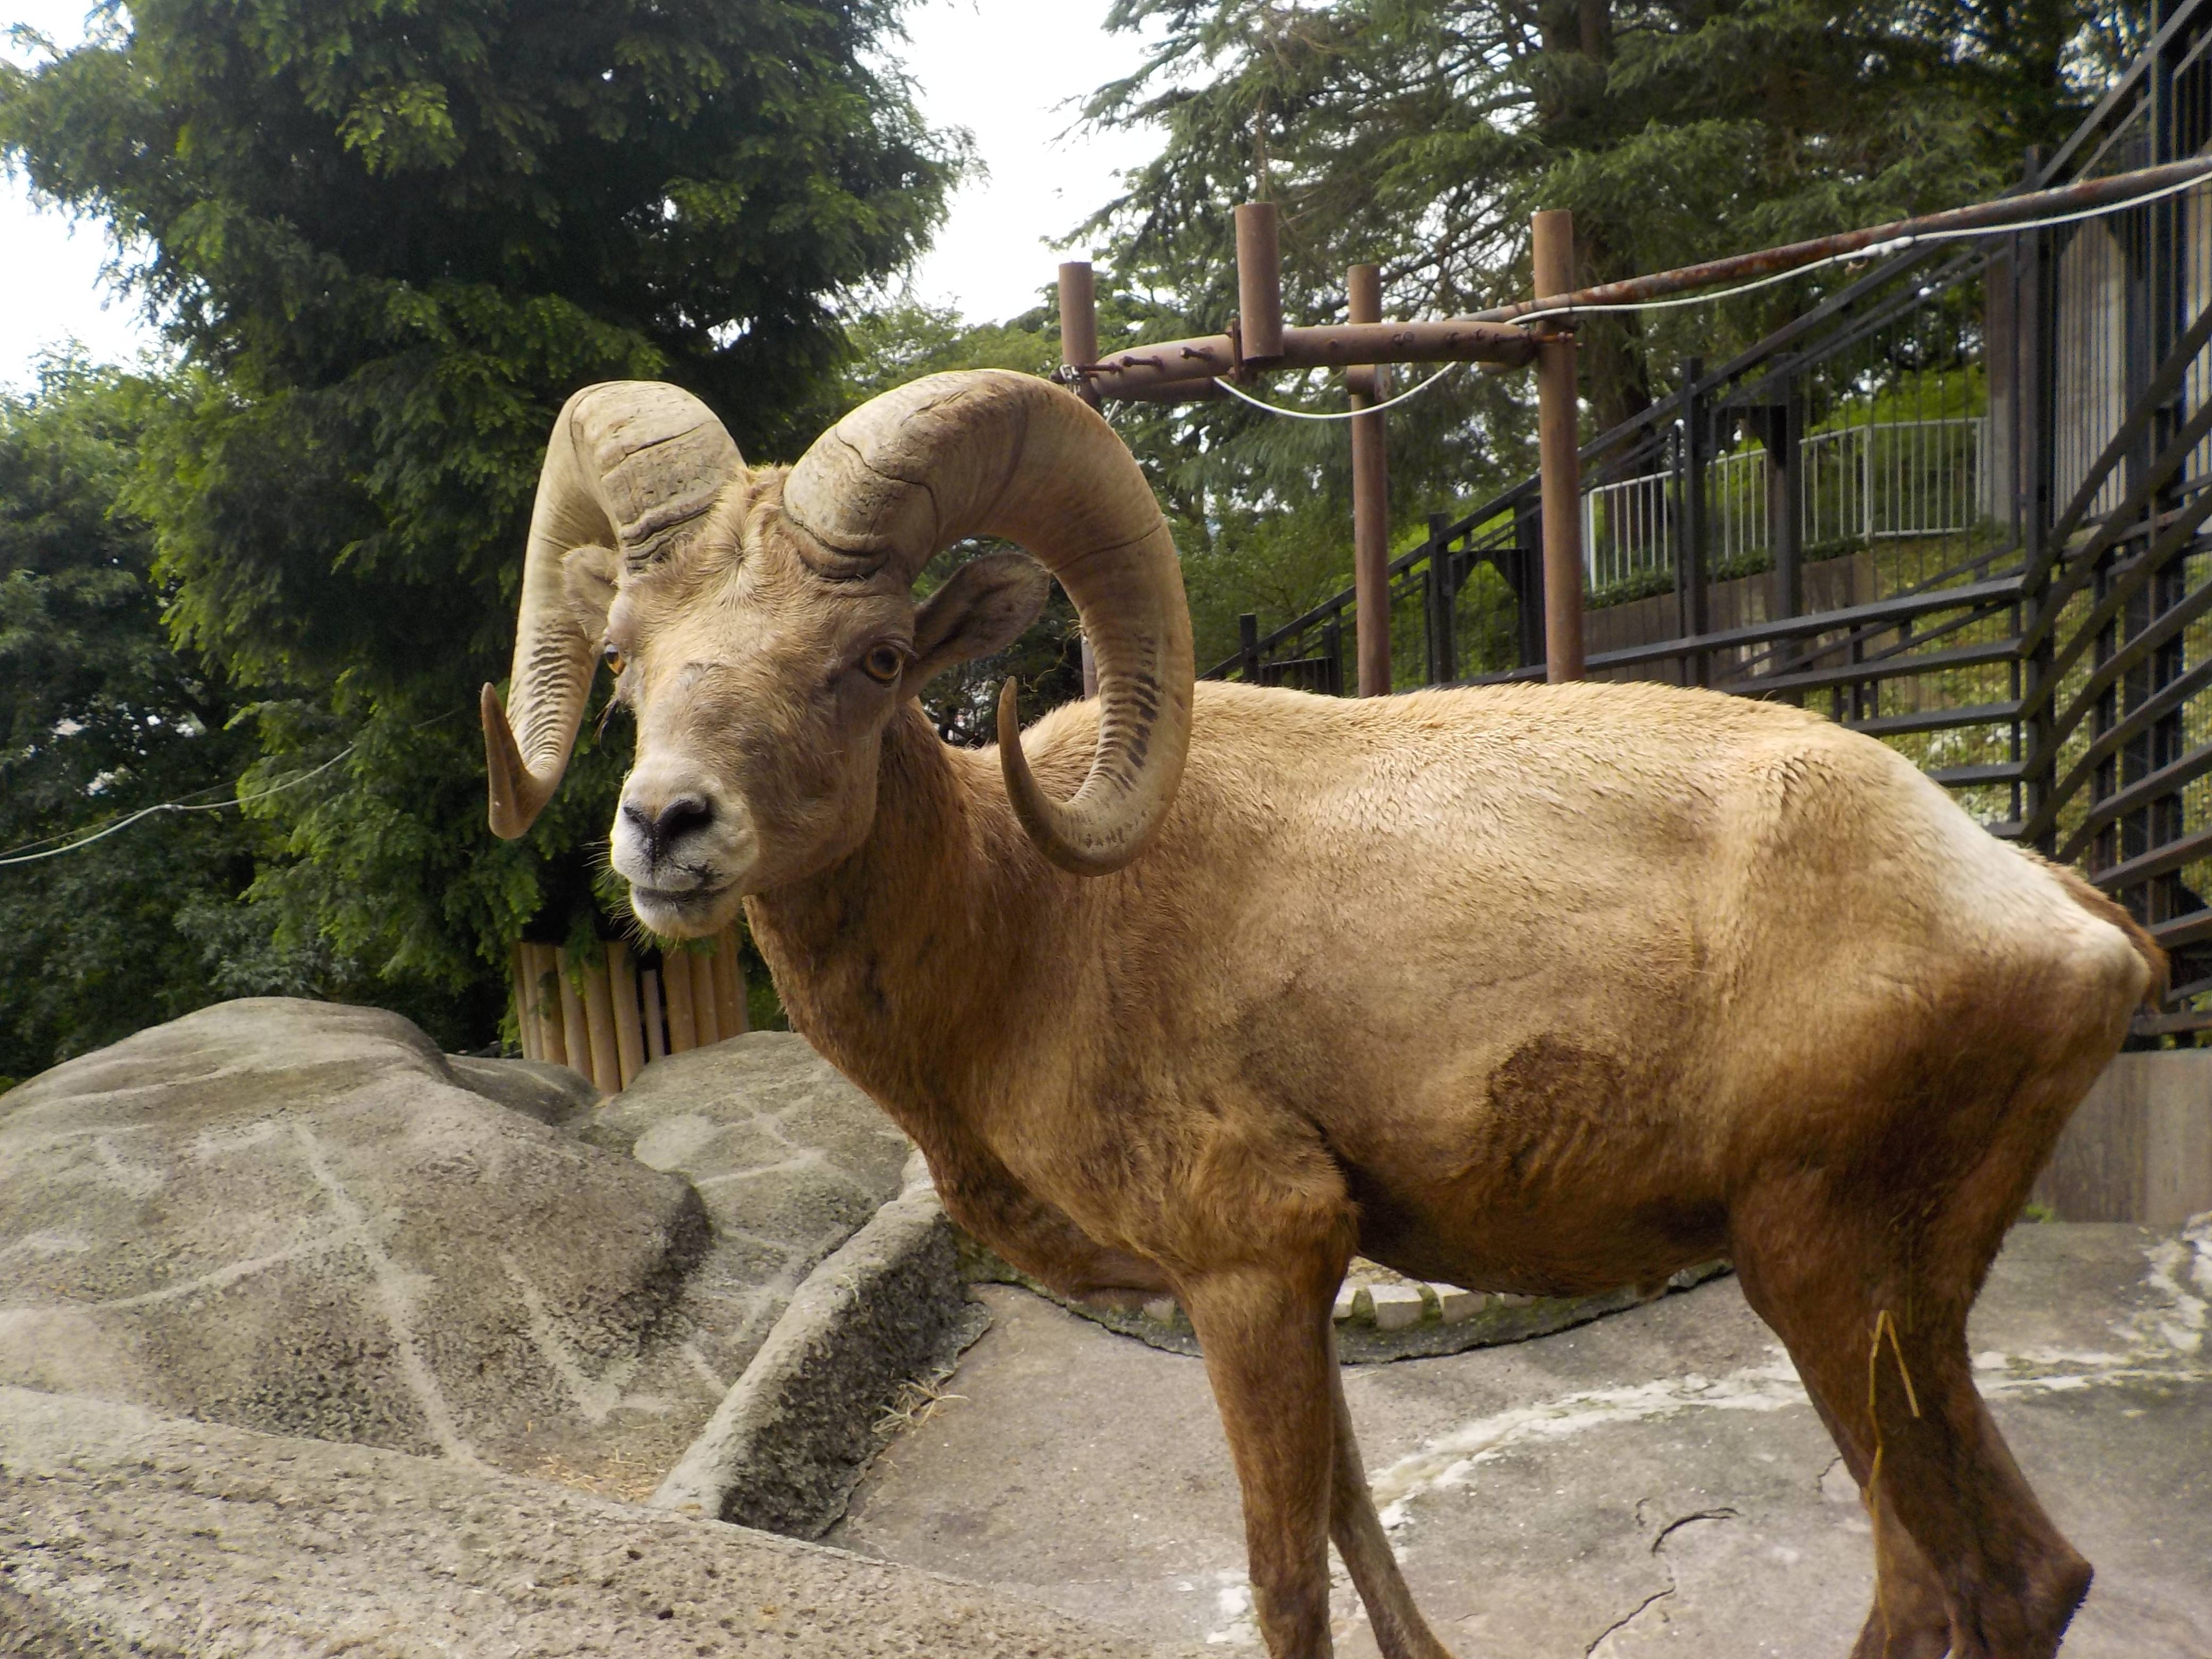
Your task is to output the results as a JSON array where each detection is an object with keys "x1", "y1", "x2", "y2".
[
  {"x1": 1532, "y1": 210, "x2": 1585, "y2": 682},
  {"x1": 663, "y1": 949, "x2": 698, "y2": 1053},
  {"x1": 642, "y1": 967, "x2": 667, "y2": 1062},
  {"x1": 692, "y1": 945, "x2": 722, "y2": 1049},
  {"x1": 714, "y1": 928, "x2": 748, "y2": 1037},
  {"x1": 510, "y1": 942, "x2": 538, "y2": 1060},
  {"x1": 609, "y1": 939, "x2": 646, "y2": 1088},
  {"x1": 580, "y1": 945, "x2": 621, "y2": 1095},
  {"x1": 555, "y1": 949, "x2": 593, "y2": 1080},
  {"x1": 1235, "y1": 203, "x2": 1284, "y2": 363},
  {"x1": 1059, "y1": 260, "x2": 1099, "y2": 407},
  {"x1": 529, "y1": 943, "x2": 564, "y2": 1068},
  {"x1": 1349, "y1": 262, "x2": 1392, "y2": 696}
]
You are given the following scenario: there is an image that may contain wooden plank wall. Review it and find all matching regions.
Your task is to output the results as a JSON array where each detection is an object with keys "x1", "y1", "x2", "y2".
[{"x1": 509, "y1": 928, "x2": 750, "y2": 1095}]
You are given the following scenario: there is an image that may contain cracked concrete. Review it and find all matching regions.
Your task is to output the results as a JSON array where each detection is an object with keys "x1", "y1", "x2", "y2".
[{"x1": 834, "y1": 1220, "x2": 2211, "y2": 1657}]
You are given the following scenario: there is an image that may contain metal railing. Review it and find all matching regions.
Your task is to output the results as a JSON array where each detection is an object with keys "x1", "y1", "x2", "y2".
[
  {"x1": 1581, "y1": 417, "x2": 1989, "y2": 593},
  {"x1": 1204, "y1": 0, "x2": 2212, "y2": 1028}
]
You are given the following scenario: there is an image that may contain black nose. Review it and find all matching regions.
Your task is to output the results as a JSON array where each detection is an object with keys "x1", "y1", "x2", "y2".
[{"x1": 625, "y1": 795, "x2": 713, "y2": 862}]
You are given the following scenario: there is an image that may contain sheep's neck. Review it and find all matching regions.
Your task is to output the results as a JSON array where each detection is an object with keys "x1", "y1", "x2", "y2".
[{"x1": 742, "y1": 702, "x2": 1040, "y2": 1152}]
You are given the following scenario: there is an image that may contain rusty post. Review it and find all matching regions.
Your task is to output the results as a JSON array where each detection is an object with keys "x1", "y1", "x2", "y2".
[
  {"x1": 1532, "y1": 211, "x2": 1585, "y2": 683},
  {"x1": 1349, "y1": 263, "x2": 1392, "y2": 696},
  {"x1": 1236, "y1": 203, "x2": 1285, "y2": 364},
  {"x1": 1058, "y1": 261, "x2": 1099, "y2": 406}
]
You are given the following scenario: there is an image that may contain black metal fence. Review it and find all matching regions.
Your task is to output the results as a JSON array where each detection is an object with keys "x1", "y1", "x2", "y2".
[{"x1": 1204, "y1": 1, "x2": 2212, "y2": 1029}]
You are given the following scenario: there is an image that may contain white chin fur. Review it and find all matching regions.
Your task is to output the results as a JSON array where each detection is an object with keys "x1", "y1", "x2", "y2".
[{"x1": 628, "y1": 882, "x2": 741, "y2": 939}]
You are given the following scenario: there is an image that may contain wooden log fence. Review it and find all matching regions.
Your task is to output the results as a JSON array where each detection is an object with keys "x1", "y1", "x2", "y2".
[{"x1": 509, "y1": 928, "x2": 750, "y2": 1094}]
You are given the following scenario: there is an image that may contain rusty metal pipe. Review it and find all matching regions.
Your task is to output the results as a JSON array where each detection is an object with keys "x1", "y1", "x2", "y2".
[
  {"x1": 1476, "y1": 157, "x2": 2212, "y2": 324},
  {"x1": 1349, "y1": 264, "x2": 1392, "y2": 697},
  {"x1": 1058, "y1": 261, "x2": 1100, "y2": 407},
  {"x1": 1236, "y1": 202, "x2": 1285, "y2": 363},
  {"x1": 1532, "y1": 210, "x2": 1585, "y2": 683},
  {"x1": 1084, "y1": 321, "x2": 1533, "y2": 399}
]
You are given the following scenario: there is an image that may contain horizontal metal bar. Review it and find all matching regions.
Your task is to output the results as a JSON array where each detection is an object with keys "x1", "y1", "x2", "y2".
[
  {"x1": 2035, "y1": 655, "x2": 2212, "y2": 837},
  {"x1": 1929, "y1": 763, "x2": 2027, "y2": 786},
  {"x1": 2021, "y1": 382, "x2": 2212, "y2": 625},
  {"x1": 2130, "y1": 1006, "x2": 2212, "y2": 1035},
  {"x1": 1280, "y1": 322, "x2": 1539, "y2": 371},
  {"x1": 2091, "y1": 823, "x2": 2212, "y2": 896},
  {"x1": 1476, "y1": 159, "x2": 2212, "y2": 323},
  {"x1": 2030, "y1": 491, "x2": 2212, "y2": 702},
  {"x1": 2149, "y1": 906, "x2": 2212, "y2": 953},
  {"x1": 1087, "y1": 320, "x2": 1538, "y2": 397},
  {"x1": 2045, "y1": 520, "x2": 2212, "y2": 753},
  {"x1": 1847, "y1": 701, "x2": 2023, "y2": 737},
  {"x1": 1719, "y1": 636, "x2": 2020, "y2": 698},
  {"x1": 2057, "y1": 738, "x2": 2212, "y2": 866},
  {"x1": 1580, "y1": 577, "x2": 2024, "y2": 675}
]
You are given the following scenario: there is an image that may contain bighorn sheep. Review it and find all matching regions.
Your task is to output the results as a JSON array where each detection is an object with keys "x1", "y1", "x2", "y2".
[{"x1": 484, "y1": 368, "x2": 2159, "y2": 1659}]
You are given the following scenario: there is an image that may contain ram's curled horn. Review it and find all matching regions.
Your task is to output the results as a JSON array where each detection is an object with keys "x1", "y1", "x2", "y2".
[
  {"x1": 782, "y1": 369, "x2": 1194, "y2": 876},
  {"x1": 482, "y1": 382, "x2": 741, "y2": 839}
]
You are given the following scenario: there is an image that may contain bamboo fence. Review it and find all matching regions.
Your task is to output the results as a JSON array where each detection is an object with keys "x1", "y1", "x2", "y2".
[{"x1": 509, "y1": 927, "x2": 749, "y2": 1094}]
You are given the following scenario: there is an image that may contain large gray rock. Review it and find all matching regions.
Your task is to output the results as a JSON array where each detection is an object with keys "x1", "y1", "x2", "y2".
[
  {"x1": 0, "y1": 1384, "x2": 1182, "y2": 1658},
  {"x1": 584, "y1": 1031, "x2": 916, "y2": 1395},
  {"x1": 0, "y1": 1002, "x2": 926, "y2": 1519},
  {"x1": 0, "y1": 998, "x2": 725, "y2": 1492},
  {"x1": 655, "y1": 1155, "x2": 990, "y2": 1538}
]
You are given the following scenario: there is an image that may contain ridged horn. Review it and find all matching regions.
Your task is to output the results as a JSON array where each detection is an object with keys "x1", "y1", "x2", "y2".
[
  {"x1": 782, "y1": 370, "x2": 1193, "y2": 876},
  {"x1": 483, "y1": 382, "x2": 740, "y2": 839}
]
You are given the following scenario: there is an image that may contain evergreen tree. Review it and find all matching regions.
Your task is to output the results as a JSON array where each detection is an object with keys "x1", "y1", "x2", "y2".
[
  {"x1": 0, "y1": 356, "x2": 264, "y2": 1082},
  {"x1": 1091, "y1": 0, "x2": 2150, "y2": 431},
  {"x1": 0, "y1": 0, "x2": 960, "y2": 1053},
  {"x1": 1053, "y1": 0, "x2": 2150, "y2": 664}
]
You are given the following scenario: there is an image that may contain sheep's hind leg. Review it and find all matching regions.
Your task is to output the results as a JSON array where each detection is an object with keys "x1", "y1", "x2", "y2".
[
  {"x1": 1326, "y1": 1327, "x2": 1458, "y2": 1658},
  {"x1": 1182, "y1": 1260, "x2": 1345, "y2": 1659},
  {"x1": 1732, "y1": 1181, "x2": 2090, "y2": 1659},
  {"x1": 1792, "y1": 1368, "x2": 1954, "y2": 1658}
]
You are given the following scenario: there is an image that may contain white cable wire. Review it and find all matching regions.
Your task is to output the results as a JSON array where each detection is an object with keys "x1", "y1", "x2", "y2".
[
  {"x1": 1510, "y1": 170, "x2": 2212, "y2": 328},
  {"x1": 1207, "y1": 360, "x2": 1465, "y2": 421},
  {"x1": 0, "y1": 743, "x2": 356, "y2": 867}
]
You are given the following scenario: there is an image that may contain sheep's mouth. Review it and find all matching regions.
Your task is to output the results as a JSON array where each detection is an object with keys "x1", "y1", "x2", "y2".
[{"x1": 629, "y1": 880, "x2": 730, "y2": 923}]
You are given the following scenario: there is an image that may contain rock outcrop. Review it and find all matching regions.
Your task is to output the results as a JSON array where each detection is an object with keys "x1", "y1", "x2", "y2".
[{"x1": 0, "y1": 1000, "x2": 910, "y2": 1501}]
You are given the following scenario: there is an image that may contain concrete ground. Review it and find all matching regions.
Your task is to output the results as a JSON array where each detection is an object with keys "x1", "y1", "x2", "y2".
[{"x1": 833, "y1": 1220, "x2": 2212, "y2": 1657}]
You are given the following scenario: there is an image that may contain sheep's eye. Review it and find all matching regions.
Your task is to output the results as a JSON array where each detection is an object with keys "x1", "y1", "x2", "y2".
[
  {"x1": 861, "y1": 644, "x2": 905, "y2": 685},
  {"x1": 602, "y1": 642, "x2": 627, "y2": 677}
]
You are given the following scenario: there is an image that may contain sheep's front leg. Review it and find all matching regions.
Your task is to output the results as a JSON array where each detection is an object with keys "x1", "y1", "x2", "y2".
[
  {"x1": 1327, "y1": 1331, "x2": 1458, "y2": 1659},
  {"x1": 1182, "y1": 1263, "x2": 1341, "y2": 1658}
]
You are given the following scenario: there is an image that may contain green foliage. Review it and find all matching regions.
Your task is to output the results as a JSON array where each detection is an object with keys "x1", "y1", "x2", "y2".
[
  {"x1": 0, "y1": 355, "x2": 263, "y2": 1076},
  {"x1": 1092, "y1": 0, "x2": 2146, "y2": 421},
  {"x1": 0, "y1": 0, "x2": 959, "y2": 1062},
  {"x1": 1055, "y1": 0, "x2": 2148, "y2": 659}
]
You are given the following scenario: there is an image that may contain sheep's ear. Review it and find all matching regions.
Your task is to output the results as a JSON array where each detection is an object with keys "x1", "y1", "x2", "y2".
[
  {"x1": 563, "y1": 545, "x2": 619, "y2": 635},
  {"x1": 903, "y1": 552, "x2": 1050, "y2": 696}
]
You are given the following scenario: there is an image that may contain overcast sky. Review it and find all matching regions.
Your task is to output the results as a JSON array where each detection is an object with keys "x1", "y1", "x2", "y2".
[{"x1": 0, "y1": 0, "x2": 1163, "y2": 389}]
